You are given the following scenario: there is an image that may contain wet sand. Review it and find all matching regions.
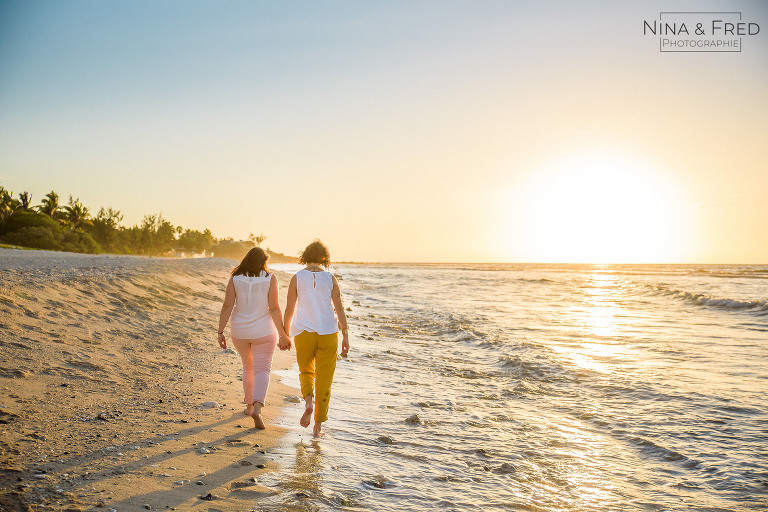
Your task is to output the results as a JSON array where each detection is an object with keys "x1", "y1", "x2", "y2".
[{"x1": 0, "y1": 249, "x2": 297, "y2": 511}]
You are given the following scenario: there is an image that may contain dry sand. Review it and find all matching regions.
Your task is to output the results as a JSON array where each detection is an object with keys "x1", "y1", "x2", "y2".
[{"x1": 0, "y1": 249, "x2": 301, "y2": 511}]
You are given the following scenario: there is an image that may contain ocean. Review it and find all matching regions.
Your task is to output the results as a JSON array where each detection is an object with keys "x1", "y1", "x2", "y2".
[{"x1": 264, "y1": 262, "x2": 768, "y2": 511}]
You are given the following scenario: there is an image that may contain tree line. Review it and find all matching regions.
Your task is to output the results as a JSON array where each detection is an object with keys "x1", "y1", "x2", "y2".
[{"x1": 0, "y1": 185, "x2": 242, "y2": 257}]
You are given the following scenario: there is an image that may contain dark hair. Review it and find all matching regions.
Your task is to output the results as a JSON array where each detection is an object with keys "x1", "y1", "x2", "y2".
[
  {"x1": 299, "y1": 239, "x2": 331, "y2": 268},
  {"x1": 232, "y1": 247, "x2": 269, "y2": 277}
]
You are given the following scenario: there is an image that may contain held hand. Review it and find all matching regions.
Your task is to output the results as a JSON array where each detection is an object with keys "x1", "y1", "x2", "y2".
[
  {"x1": 217, "y1": 333, "x2": 227, "y2": 349},
  {"x1": 278, "y1": 335, "x2": 292, "y2": 351},
  {"x1": 341, "y1": 332, "x2": 350, "y2": 357}
]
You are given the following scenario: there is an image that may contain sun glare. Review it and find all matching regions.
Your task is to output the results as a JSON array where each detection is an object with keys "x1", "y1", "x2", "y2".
[{"x1": 503, "y1": 152, "x2": 687, "y2": 263}]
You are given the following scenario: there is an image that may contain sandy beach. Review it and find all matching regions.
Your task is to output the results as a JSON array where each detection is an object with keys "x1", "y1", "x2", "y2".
[{"x1": 0, "y1": 248, "x2": 298, "y2": 511}]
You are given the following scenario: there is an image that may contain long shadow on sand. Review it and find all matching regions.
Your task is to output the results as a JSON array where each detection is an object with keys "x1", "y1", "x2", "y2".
[{"x1": 37, "y1": 411, "x2": 284, "y2": 510}]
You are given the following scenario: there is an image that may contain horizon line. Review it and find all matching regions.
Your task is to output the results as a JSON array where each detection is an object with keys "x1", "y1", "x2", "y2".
[{"x1": 327, "y1": 260, "x2": 768, "y2": 266}]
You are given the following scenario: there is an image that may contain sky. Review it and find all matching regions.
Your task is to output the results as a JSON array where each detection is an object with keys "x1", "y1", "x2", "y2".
[{"x1": 1, "y1": 0, "x2": 766, "y2": 263}]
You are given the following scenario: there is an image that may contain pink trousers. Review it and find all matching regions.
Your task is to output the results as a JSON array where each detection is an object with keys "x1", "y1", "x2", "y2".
[{"x1": 232, "y1": 334, "x2": 277, "y2": 406}]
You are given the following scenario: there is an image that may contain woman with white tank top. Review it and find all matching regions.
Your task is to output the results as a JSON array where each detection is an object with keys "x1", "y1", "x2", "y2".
[
  {"x1": 283, "y1": 240, "x2": 349, "y2": 438},
  {"x1": 217, "y1": 247, "x2": 290, "y2": 429}
]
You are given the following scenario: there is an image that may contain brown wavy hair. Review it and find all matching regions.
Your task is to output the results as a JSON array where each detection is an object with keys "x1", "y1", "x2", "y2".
[
  {"x1": 299, "y1": 240, "x2": 331, "y2": 268},
  {"x1": 231, "y1": 247, "x2": 269, "y2": 277}
]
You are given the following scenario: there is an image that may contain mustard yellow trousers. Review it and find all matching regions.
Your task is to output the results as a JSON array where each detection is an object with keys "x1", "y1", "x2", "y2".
[{"x1": 294, "y1": 330, "x2": 338, "y2": 423}]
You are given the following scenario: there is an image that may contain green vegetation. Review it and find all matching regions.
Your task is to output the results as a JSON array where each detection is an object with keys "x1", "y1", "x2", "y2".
[{"x1": 0, "y1": 184, "x2": 296, "y2": 262}]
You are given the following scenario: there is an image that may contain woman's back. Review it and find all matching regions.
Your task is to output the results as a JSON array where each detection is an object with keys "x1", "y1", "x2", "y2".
[
  {"x1": 231, "y1": 271, "x2": 275, "y2": 338},
  {"x1": 290, "y1": 269, "x2": 337, "y2": 336}
]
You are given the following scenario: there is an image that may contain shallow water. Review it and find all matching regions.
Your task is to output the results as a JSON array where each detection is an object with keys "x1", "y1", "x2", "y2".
[{"x1": 266, "y1": 263, "x2": 768, "y2": 511}]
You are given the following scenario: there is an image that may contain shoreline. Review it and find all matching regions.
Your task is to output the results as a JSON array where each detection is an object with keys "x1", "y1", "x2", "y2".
[{"x1": 0, "y1": 248, "x2": 300, "y2": 511}]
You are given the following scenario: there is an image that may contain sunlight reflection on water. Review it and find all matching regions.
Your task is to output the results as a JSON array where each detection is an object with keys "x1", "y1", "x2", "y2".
[{"x1": 261, "y1": 263, "x2": 768, "y2": 511}]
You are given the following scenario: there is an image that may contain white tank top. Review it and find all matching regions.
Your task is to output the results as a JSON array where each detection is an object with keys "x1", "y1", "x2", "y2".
[
  {"x1": 290, "y1": 269, "x2": 338, "y2": 336},
  {"x1": 230, "y1": 271, "x2": 277, "y2": 339}
]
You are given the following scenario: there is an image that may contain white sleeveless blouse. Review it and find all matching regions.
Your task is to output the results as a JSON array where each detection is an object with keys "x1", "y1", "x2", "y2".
[
  {"x1": 230, "y1": 271, "x2": 277, "y2": 339},
  {"x1": 290, "y1": 269, "x2": 338, "y2": 336}
]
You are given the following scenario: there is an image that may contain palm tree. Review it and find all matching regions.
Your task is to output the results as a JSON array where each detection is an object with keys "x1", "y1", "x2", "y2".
[
  {"x1": 95, "y1": 207, "x2": 123, "y2": 228},
  {"x1": 63, "y1": 196, "x2": 90, "y2": 228},
  {"x1": 249, "y1": 233, "x2": 267, "y2": 247},
  {"x1": 0, "y1": 186, "x2": 20, "y2": 221},
  {"x1": 37, "y1": 191, "x2": 60, "y2": 217},
  {"x1": 140, "y1": 214, "x2": 158, "y2": 256},
  {"x1": 18, "y1": 191, "x2": 32, "y2": 210}
]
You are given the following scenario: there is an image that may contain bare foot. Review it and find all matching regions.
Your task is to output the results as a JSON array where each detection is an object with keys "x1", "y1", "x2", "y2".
[
  {"x1": 251, "y1": 403, "x2": 265, "y2": 429},
  {"x1": 300, "y1": 396, "x2": 313, "y2": 428},
  {"x1": 313, "y1": 421, "x2": 323, "y2": 438},
  {"x1": 243, "y1": 404, "x2": 253, "y2": 416},
  {"x1": 251, "y1": 412, "x2": 265, "y2": 429}
]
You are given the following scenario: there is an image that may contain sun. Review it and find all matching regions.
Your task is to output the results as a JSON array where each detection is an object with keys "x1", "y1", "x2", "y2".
[{"x1": 501, "y1": 151, "x2": 689, "y2": 264}]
